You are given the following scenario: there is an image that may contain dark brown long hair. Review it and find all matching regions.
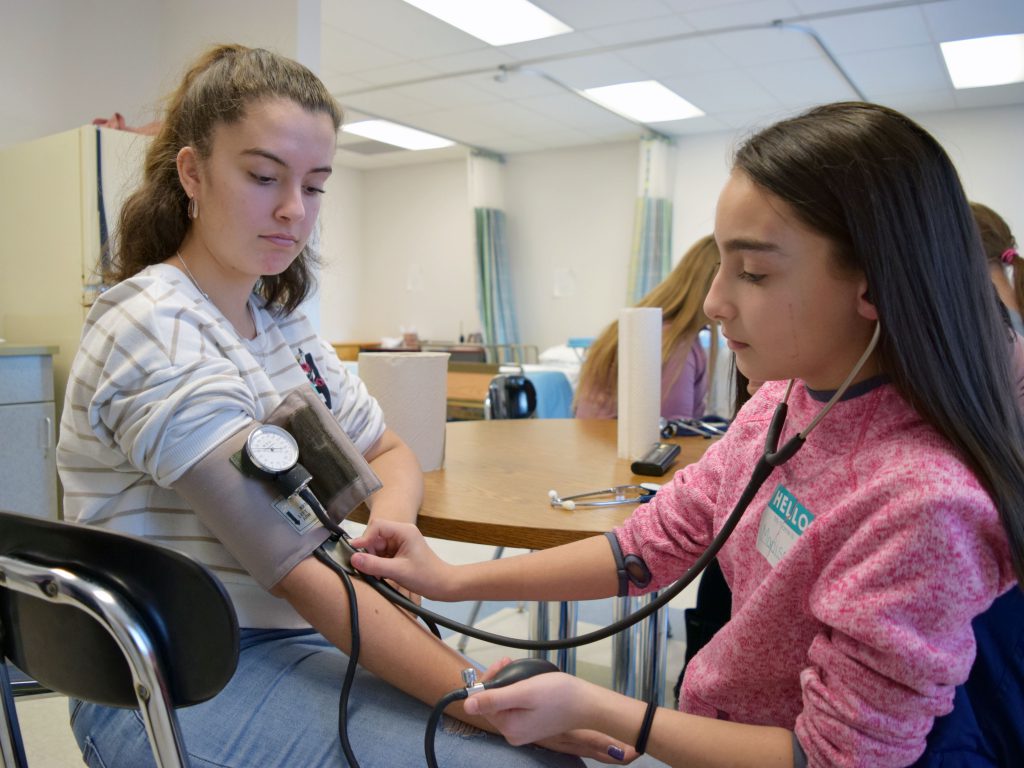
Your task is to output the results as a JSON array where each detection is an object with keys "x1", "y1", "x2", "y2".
[
  {"x1": 108, "y1": 44, "x2": 343, "y2": 314},
  {"x1": 735, "y1": 102, "x2": 1024, "y2": 585}
]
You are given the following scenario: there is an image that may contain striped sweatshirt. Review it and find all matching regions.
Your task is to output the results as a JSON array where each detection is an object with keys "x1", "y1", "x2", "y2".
[
  {"x1": 57, "y1": 264, "x2": 385, "y2": 628},
  {"x1": 615, "y1": 379, "x2": 1014, "y2": 767}
]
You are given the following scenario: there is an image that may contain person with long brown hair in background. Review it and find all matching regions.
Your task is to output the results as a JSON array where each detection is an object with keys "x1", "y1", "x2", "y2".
[
  {"x1": 575, "y1": 235, "x2": 720, "y2": 420},
  {"x1": 971, "y1": 202, "x2": 1022, "y2": 335}
]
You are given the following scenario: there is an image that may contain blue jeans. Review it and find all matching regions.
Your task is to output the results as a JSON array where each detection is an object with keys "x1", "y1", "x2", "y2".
[{"x1": 70, "y1": 628, "x2": 585, "y2": 768}]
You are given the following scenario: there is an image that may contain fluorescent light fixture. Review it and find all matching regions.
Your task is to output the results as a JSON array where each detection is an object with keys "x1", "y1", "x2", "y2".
[
  {"x1": 582, "y1": 81, "x2": 705, "y2": 123},
  {"x1": 401, "y1": 0, "x2": 571, "y2": 46},
  {"x1": 941, "y1": 33, "x2": 1024, "y2": 89},
  {"x1": 342, "y1": 120, "x2": 455, "y2": 151}
]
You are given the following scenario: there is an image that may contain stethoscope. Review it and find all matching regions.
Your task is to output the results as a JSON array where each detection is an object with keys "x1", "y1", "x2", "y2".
[
  {"x1": 310, "y1": 322, "x2": 882, "y2": 768},
  {"x1": 660, "y1": 415, "x2": 730, "y2": 438},
  {"x1": 547, "y1": 483, "x2": 660, "y2": 510}
]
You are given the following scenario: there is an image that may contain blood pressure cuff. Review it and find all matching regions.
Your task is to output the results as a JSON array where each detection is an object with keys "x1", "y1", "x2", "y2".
[{"x1": 172, "y1": 387, "x2": 382, "y2": 590}]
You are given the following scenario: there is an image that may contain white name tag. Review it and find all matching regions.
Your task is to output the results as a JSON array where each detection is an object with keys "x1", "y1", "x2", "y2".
[
  {"x1": 756, "y1": 484, "x2": 814, "y2": 566},
  {"x1": 273, "y1": 494, "x2": 321, "y2": 535}
]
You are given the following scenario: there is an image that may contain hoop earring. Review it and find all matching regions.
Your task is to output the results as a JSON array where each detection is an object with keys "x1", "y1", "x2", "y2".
[{"x1": 187, "y1": 196, "x2": 199, "y2": 220}]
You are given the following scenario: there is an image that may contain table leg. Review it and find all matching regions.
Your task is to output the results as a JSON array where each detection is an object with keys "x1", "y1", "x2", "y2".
[
  {"x1": 529, "y1": 601, "x2": 578, "y2": 674},
  {"x1": 612, "y1": 592, "x2": 668, "y2": 705},
  {"x1": 556, "y1": 600, "x2": 577, "y2": 675},
  {"x1": 529, "y1": 600, "x2": 551, "y2": 664}
]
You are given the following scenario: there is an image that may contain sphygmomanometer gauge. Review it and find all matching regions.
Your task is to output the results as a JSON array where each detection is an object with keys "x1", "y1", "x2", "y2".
[{"x1": 244, "y1": 424, "x2": 300, "y2": 476}]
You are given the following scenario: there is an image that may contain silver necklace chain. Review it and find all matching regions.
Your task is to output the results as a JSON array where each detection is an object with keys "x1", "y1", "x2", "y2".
[
  {"x1": 175, "y1": 251, "x2": 265, "y2": 359},
  {"x1": 176, "y1": 252, "x2": 209, "y2": 300}
]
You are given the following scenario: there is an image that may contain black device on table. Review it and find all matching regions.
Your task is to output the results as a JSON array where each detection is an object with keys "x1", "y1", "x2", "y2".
[{"x1": 631, "y1": 442, "x2": 681, "y2": 476}]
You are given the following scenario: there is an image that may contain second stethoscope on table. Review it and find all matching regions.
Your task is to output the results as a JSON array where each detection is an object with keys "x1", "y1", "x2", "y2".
[
  {"x1": 547, "y1": 323, "x2": 881, "y2": 513},
  {"x1": 548, "y1": 483, "x2": 660, "y2": 510}
]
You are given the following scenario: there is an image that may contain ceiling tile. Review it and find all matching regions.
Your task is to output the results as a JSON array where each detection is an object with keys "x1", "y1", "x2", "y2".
[
  {"x1": 715, "y1": 104, "x2": 803, "y2": 130},
  {"x1": 459, "y1": 69, "x2": 566, "y2": 101},
  {"x1": 616, "y1": 36, "x2": 736, "y2": 78},
  {"x1": 386, "y1": 79, "x2": 501, "y2": 110},
  {"x1": 327, "y1": 0, "x2": 487, "y2": 59},
  {"x1": 710, "y1": 26, "x2": 821, "y2": 66},
  {"x1": 839, "y1": 44, "x2": 951, "y2": 97},
  {"x1": 579, "y1": 14, "x2": 696, "y2": 46},
  {"x1": 922, "y1": 0, "x2": 1024, "y2": 43},
  {"x1": 320, "y1": 71, "x2": 375, "y2": 95},
  {"x1": 533, "y1": 52, "x2": 653, "y2": 89},
  {"x1": 805, "y1": 5, "x2": 930, "y2": 53},
  {"x1": 339, "y1": 88, "x2": 437, "y2": 119},
  {"x1": 489, "y1": 30, "x2": 609, "y2": 61},
  {"x1": 422, "y1": 47, "x2": 517, "y2": 76},
  {"x1": 657, "y1": 114, "x2": 732, "y2": 135},
  {"x1": 533, "y1": 0, "x2": 680, "y2": 30},
  {"x1": 873, "y1": 89, "x2": 958, "y2": 116},
  {"x1": 681, "y1": 0, "x2": 803, "y2": 30},
  {"x1": 789, "y1": 0, "x2": 909, "y2": 14},
  {"x1": 334, "y1": 61, "x2": 441, "y2": 89},
  {"x1": 661, "y1": 68, "x2": 781, "y2": 112},
  {"x1": 749, "y1": 58, "x2": 860, "y2": 106},
  {"x1": 515, "y1": 91, "x2": 648, "y2": 133},
  {"x1": 321, "y1": 26, "x2": 406, "y2": 73}
]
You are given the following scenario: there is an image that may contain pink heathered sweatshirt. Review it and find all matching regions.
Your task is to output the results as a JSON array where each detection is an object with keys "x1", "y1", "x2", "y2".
[{"x1": 614, "y1": 379, "x2": 1014, "y2": 767}]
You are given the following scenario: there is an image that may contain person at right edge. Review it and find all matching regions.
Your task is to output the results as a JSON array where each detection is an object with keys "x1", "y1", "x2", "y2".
[{"x1": 352, "y1": 102, "x2": 1024, "y2": 767}]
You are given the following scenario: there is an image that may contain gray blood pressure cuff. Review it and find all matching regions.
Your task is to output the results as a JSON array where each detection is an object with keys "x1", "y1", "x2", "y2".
[
  {"x1": 604, "y1": 531, "x2": 652, "y2": 596},
  {"x1": 172, "y1": 387, "x2": 382, "y2": 589}
]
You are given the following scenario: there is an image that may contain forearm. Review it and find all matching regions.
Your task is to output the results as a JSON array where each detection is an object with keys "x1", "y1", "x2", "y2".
[
  {"x1": 277, "y1": 556, "x2": 492, "y2": 730},
  {"x1": 583, "y1": 683, "x2": 793, "y2": 768},
  {"x1": 447, "y1": 535, "x2": 620, "y2": 602},
  {"x1": 365, "y1": 429, "x2": 423, "y2": 524}
]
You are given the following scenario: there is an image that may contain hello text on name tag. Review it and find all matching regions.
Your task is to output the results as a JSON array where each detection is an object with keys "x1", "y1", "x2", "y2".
[{"x1": 756, "y1": 484, "x2": 814, "y2": 566}]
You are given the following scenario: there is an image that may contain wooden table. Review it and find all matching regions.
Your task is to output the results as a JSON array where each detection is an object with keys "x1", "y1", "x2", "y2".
[{"x1": 411, "y1": 419, "x2": 711, "y2": 549}]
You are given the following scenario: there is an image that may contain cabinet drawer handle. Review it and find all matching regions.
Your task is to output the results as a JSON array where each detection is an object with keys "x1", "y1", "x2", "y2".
[{"x1": 42, "y1": 416, "x2": 55, "y2": 454}]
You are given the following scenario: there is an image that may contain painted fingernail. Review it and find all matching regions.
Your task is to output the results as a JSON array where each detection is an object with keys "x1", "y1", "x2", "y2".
[{"x1": 607, "y1": 745, "x2": 625, "y2": 761}]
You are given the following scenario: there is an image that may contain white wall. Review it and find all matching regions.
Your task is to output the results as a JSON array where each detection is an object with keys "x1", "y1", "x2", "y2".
[
  {"x1": 318, "y1": 165, "x2": 365, "y2": 341},
  {"x1": 672, "y1": 104, "x2": 1024, "y2": 254},
  {"x1": 923, "y1": 104, "x2": 1024, "y2": 240},
  {"x1": 0, "y1": 0, "x2": 163, "y2": 150},
  {"x1": 504, "y1": 141, "x2": 639, "y2": 352},
  {"x1": 352, "y1": 159, "x2": 476, "y2": 343}
]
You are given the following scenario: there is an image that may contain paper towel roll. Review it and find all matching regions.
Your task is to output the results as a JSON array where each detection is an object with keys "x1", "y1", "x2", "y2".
[
  {"x1": 358, "y1": 352, "x2": 450, "y2": 472},
  {"x1": 617, "y1": 308, "x2": 662, "y2": 460}
]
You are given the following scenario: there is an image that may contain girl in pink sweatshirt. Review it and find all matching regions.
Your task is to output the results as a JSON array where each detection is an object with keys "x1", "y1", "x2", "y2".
[{"x1": 352, "y1": 102, "x2": 1024, "y2": 768}]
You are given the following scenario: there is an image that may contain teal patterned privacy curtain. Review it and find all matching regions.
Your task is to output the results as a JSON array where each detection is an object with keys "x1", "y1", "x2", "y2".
[
  {"x1": 470, "y1": 153, "x2": 520, "y2": 345},
  {"x1": 628, "y1": 135, "x2": 675, "y2": 303}
]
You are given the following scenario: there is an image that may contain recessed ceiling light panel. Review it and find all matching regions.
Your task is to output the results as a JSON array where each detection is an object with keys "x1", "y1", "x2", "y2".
[
  {"x1": 342, "y1": 120, "x2": 455, "y2": 151},
  {"x1": 941, "y1": 33, "x2": 1024, "y2": 89},
  {"x1": 401, "y1": 0, "x2": 572, "y2": 46},
  {"x1": 582, "y1": 81, "x2": 705, "y2": 123}
]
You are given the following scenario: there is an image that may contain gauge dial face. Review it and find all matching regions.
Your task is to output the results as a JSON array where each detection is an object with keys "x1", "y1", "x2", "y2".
[{"x1": 245, "y1": 425, "x2": 299, "y2": 474}]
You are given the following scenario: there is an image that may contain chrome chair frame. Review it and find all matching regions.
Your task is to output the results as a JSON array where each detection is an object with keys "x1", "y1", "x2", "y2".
[
  {"x1": 0, "y1": 555, "x2": 186, "y2": 767},
  {"x1": 0, "y1": 510, "x2": 238, "y2": 768}
]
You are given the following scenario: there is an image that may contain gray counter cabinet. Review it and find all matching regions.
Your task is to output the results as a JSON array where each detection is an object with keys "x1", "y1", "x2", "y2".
[{"x1": 0, "y1": 347, "x2": 58, "y2": 519}]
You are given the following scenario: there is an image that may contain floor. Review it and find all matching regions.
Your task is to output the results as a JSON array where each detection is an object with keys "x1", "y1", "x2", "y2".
[{"x1": 11, "y1": 537, "x2": 699, "y2": 767}]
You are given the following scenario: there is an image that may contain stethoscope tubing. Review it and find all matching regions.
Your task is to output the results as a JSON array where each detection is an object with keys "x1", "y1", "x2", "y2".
[{"x1": 323, "y1": 323, "x2": 882, "y2": 652}]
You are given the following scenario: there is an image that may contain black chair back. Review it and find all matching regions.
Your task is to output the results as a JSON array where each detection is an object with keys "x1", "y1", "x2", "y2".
[{"x1": 0, "y1": 510, "x2": 239, "y2": 708}]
